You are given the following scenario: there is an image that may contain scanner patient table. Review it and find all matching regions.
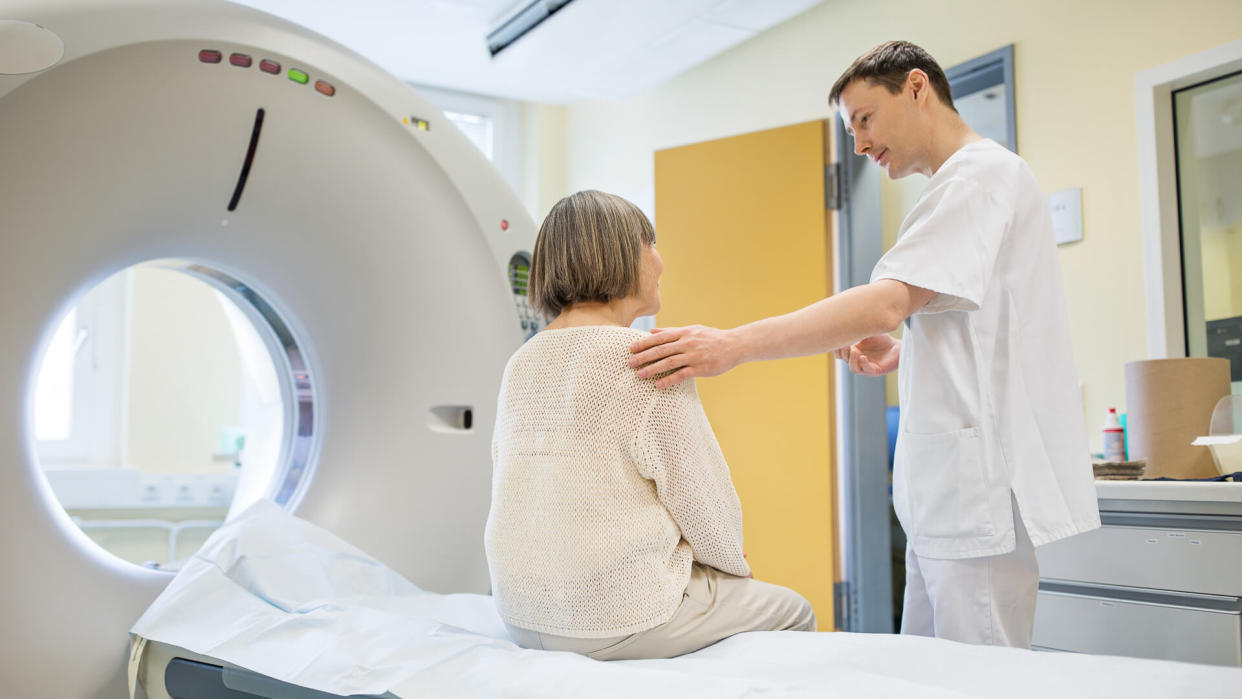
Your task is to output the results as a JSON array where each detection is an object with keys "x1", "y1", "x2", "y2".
[{"x1": 129, "y1": 501, "x2": 1242, "y2": 699}]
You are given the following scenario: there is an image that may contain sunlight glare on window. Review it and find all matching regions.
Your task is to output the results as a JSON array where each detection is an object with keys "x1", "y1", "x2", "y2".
[{"x1": 35, "y1": 309, "x2": 77, "y2": 441}]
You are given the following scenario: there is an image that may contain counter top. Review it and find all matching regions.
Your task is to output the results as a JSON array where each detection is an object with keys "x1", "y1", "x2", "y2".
[
  {"x1": 1093, "y1": 480, "x2": 1242, "y2": 515},
  {"x1": 1095, "y1": 480, "x2": 1242, "y2": 503}
]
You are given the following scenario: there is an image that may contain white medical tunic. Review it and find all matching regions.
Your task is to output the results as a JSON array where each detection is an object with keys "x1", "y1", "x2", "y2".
[{"x1": 871, "y1": 139, "x2": 1100, "y2": 559}]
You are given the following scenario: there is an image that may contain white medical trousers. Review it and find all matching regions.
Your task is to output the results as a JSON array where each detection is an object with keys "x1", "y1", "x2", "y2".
[{"x1": 899, "y1": 498, "x2": 1039, "y2": 648}]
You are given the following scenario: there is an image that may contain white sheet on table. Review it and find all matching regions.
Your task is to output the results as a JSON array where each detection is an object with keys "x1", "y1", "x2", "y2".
[{"x1": 131, "y1": 500, "x2": 1241, "y2": 698}]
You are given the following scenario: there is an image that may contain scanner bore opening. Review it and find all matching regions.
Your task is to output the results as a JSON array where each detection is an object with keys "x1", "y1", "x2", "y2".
[{"x1": 28, "y1": 260, "x2": 317, "y2": 571}]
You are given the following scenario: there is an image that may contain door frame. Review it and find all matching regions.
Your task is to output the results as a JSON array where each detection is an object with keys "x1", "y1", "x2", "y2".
[{"x1": 833, "y1": 115, "x2": 894, "y2": 633}]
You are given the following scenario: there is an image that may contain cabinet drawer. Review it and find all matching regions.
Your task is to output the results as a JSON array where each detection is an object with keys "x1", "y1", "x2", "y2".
[
  {"x1": 1033, "y1": 587, "x2": 1242, "y2": 666},
  {"x1": 1037, "y1": 522, "x2": 1242, "y2": 596}
]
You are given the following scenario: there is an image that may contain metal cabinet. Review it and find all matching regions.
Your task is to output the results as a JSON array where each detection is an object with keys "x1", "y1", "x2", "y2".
[{"x1": 1032, "y1": 483, "x2": 1242, "y2": 666}]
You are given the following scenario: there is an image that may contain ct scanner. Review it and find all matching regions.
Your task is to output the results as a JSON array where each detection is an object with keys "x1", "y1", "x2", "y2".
[
  {"x1": 7, "y1": 4, "x2": 1242, "y2": 698},
  {"x1": 0, "y1": 0, "x2": 539, "y2": 695}
]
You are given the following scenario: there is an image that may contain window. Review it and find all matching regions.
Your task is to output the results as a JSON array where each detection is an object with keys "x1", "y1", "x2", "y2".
[
  {"x1": 1138, "y1": 39, "x2": 1242, "y2": 385},
  {"x1": 34, "y1": 309, "x2": 77, "y2": 441},
  {"x1": 443, "y1": 110, "x2": 495, "y2": 161},
  {"x1": 413, "y1": 83, "x2": 520, "y2": 194},
  {"x1": 34, "y1": 272, "x2": 127, "y2": 466},
  {"x1": 946, "y1": 45, "x2": 1017, "y2": 153},
  {"x1": 1173, "y1": 69, "x2": 1242, "y2": 388}
]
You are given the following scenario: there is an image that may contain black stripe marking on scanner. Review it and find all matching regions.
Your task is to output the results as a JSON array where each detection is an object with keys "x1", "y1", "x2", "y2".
[{"x1": 227, "y1": 107, "x2": 266, "y2": 212}]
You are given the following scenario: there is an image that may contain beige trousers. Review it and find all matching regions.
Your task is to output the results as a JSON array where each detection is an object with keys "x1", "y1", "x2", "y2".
[
  {"x1": 900, "y1": 497, "x2": 1040, "y2": 648},
  {"x1": 506, "y1": 562, "x2": 816, "y2": 661}
]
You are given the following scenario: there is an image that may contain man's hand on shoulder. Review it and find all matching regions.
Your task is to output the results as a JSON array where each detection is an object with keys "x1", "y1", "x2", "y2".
[{"x1": 628, "y1": 325, "x2": 741, "y2": 388}]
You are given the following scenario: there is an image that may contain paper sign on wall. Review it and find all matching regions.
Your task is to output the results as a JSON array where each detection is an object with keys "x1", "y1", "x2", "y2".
[{"x1": 1049, "y1": 187, "x2": 1083, "y2": 245}]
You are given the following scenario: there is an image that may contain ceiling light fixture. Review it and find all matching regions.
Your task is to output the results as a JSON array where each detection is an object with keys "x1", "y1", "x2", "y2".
[{"x1": 486, "y1": 0, "x2": 575, "y2": 57}]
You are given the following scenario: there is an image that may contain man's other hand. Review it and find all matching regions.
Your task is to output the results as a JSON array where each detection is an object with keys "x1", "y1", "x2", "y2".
[{"x1": 835, "y1": 333, "x2": 901, "y2": 376}]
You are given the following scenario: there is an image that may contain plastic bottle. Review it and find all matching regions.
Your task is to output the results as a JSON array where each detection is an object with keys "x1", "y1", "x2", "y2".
[{"x1": 1102, "y1": 407, "x2": 1126, "y2": 462}]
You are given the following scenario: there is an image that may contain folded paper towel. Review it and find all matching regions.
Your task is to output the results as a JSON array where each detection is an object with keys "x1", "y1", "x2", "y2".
[{"x1": 1092, "y1": 459, "x2": 1147, "y2": 480}]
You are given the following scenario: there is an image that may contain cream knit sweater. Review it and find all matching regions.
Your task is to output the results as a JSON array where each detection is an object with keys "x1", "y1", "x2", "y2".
[{"x1": 484, "y1": 326, "x2": 750, "y2": 638}]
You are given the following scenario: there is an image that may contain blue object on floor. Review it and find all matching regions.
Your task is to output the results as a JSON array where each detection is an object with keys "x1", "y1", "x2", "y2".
[{"x1": 886, "y1": 405, "x2": 899, "y2": 473}]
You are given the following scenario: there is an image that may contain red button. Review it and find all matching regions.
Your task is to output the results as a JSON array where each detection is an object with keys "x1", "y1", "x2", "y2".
[
  {"x1": 500, "y1": 219, "x2": 509, "y2": 231},
  {"x1": 229, "y1": 53, "x2": 252, "y2": 68},
  {"x1": 198, "y1": 50, "x2": 222, "y2": 64},
  {"x1": 314, "y1": 80, "x2": 336, "y2": 97},
  {"x1": 259, "y1": 59, "x2": 280, "y2": 74}
]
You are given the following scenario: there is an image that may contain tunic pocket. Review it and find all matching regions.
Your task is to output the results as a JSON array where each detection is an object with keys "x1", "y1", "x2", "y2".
[{"x1": 897, "y1": 426, "x2": 994, "y2": 540}]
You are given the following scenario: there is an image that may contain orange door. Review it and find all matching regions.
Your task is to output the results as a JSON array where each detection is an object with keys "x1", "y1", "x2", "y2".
[{"x1": 654, "y1": 120, "x2": 841, "y2": 628}]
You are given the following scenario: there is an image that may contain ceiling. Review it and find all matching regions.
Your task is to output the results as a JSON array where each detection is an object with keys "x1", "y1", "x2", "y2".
[{"x1": 229, "y1": 0, "x2": 823, "y2": 103}]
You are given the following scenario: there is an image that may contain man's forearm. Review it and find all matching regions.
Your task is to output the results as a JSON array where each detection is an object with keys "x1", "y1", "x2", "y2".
[{"x1": 731, "y1": 281, "x2": 912, "y2": 363}]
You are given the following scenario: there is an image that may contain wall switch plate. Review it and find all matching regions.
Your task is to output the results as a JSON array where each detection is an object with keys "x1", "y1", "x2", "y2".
[{"x1": 1049, "y1": 187, "x2": 1084, "y2": 245}]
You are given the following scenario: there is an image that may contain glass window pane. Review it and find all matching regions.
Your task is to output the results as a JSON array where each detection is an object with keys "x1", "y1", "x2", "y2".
[
  {"x1": 444, "y1": 110, "x2": 494, "y2": 161},
  {"x1": 1174, "y1": 70, "x2": 1242, "y2": 390},
  {"x1": 34, "y1": 309, "x2": 77, "y2": 441}
]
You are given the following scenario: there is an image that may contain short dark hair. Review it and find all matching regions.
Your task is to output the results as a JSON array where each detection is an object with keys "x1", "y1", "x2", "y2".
[
  {"x1": 529, "y1": 190, "x2": 657, "y2": 318},
  {"x1": 828, "y1": 41, "x2": 956, "y2": 112}
]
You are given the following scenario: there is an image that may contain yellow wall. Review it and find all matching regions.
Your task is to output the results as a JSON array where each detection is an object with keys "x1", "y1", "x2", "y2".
[{"x1": 545, "y1": 0, "x2": 1242, "y2": 448}]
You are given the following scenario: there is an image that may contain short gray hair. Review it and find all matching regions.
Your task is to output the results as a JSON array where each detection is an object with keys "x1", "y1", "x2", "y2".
[{"x1": 529, "y1": 190, "x2": 656, "y2": 318}]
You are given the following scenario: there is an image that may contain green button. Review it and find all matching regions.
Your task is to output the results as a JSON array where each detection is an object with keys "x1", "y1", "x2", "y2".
[{"x1": 288, "y1": 68, "x2": 308, "y2": 84}]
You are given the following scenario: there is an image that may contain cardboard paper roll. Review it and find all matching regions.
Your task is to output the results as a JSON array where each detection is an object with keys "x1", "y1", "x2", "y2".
[{"x1": 1125, "y1": 358, "x2": 1231, "y2": 479}]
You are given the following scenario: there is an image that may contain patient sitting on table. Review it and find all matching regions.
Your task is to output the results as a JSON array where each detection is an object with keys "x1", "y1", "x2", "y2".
[{"x1": 484, "y1": 190, "x2": 815, "y2": 661}]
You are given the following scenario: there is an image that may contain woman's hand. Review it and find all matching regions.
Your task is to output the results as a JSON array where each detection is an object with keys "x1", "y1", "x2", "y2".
[{"x1": 835, "y1": 334, "x2": 901, "y2": 376}]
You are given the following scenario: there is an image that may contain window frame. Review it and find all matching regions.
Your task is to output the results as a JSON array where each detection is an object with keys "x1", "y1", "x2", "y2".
[{"x1": 1137, "y1": 38, "x2": 1242, "y2": 359}]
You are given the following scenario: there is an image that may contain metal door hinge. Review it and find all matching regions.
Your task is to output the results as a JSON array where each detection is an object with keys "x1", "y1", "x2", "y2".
[
  {"x1": 825, "y1": 161, "x2": 842, "y2": 210},
  {"x1": 833, "y1": 580, "x2": 850, "y2": 630}
]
